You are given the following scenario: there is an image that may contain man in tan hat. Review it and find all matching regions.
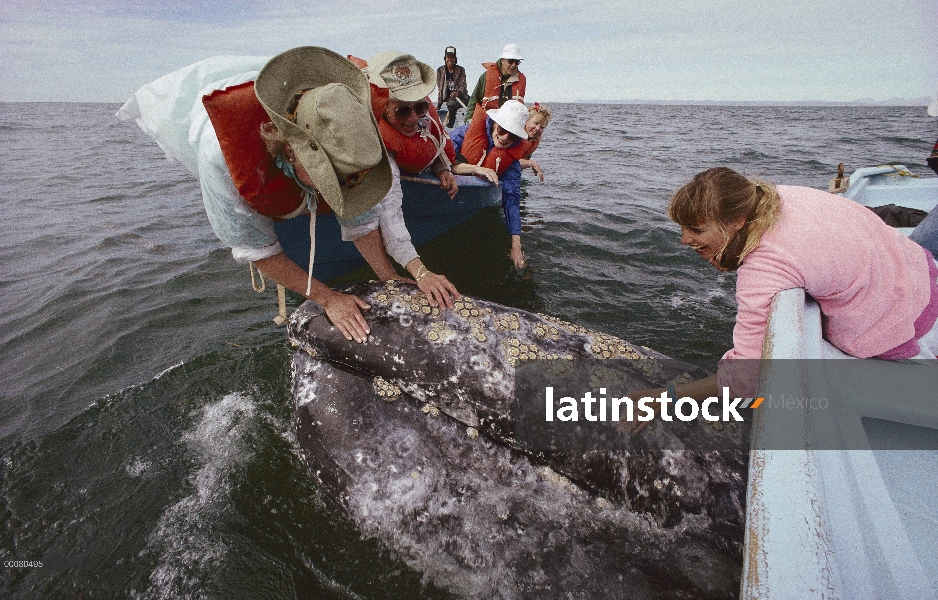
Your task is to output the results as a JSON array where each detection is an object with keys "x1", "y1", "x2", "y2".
[
  {"x1": 122, "y1": 47, "x2": 458, "y2": 343},
  {"x1": 363, "y1": 50, "x2": 460, "y2": 200},
  {"x1": 256, "y1": 48, "x2": 460, "y2": 337},
  {"x1": 464, "y1": 43, "x2": 526, "y2": 122}
]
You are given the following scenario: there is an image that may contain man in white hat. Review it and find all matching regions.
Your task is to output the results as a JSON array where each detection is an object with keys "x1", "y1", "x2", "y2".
[{"x1": 464, "y1": 43, "x2": 526, "y2": 122}]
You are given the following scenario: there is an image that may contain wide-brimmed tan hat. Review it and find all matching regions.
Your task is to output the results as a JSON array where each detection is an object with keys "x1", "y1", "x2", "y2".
[
  {"x1": 364, "y1": 50, "x2": 436, "y2": 103},
  {"x1": 255, "y1": 46, "x2": 391, "y2": 220}
]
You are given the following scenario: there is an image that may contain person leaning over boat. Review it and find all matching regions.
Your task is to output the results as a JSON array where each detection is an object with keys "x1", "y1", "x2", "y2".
[
  {"x1": 120, "y1": 47, "x2": 458, "y2": 344},
  {"x1": 357, "y1": 51, "x2": 460, "y2": 200},
  {"x1": 633, "y1": 167, "x2": 938, "y2": 404},
  {"x1": 436, "y1": 46, "x2": 469, "y2": 128},
  {"x1": 519, "y1": 102, "x2": 551, "y2": 181},
  {"x1": 450, "y1": 100, "x2": 531, "y2": 269},
  {"x1": 463, "y1": 44, "x2": 526, "y2": 122}
]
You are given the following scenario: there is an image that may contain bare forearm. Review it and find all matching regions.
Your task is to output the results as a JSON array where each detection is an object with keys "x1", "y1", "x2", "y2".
[
  {"x1": 672, "y1": 374, "x2": 719, "y2": 401},
  {"x1": 253, "y1": 252, "x2": 336, "y2": 307},
  {"x1": 352, "y1": 228, "x2": 399, "y2": 280},
  {"x1": 451, "y1": 162, "x2": 498, "y2": 184}
]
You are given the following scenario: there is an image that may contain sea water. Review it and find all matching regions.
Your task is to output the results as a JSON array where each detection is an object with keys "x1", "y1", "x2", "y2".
[{"x1": 1, "y1": 101, "x2": 935, "y2": 598}]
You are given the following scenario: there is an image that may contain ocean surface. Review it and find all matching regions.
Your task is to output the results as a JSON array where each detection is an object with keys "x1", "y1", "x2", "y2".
[{"x1": 1, "y1": 101, "x2": 936, "y2": 598}]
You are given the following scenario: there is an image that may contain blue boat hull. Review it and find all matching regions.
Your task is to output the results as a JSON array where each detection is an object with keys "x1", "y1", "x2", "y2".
[{"x1": 274, "y1": 173, "x2": 500, "y2": 282}]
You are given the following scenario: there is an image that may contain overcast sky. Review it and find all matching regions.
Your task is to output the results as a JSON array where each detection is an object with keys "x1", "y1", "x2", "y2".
[{"x1": 1, "y1": 0, "x2": 935, "y2": 104}]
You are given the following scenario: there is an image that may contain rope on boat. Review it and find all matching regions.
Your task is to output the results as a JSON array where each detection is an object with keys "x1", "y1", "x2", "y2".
[
  {"x1": 249, "y1": 261, "x2": 266, "y2": 292},
  {"x1": 274, "y1": 284, "x2": 287, "y2": 326},
  {"x1": 248, "y1": 262, "x2": 289, "y2": 325},
  {"x1": 877, "y1": 164, "x2": 919, "y2": 178}
]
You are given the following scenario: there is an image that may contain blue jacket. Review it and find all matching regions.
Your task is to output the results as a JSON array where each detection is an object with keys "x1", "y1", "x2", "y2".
[{"x1": 451, "y1": 118, "x2": 523, "y2": 236}]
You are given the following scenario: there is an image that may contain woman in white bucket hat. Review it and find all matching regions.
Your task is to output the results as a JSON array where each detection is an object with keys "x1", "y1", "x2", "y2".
[{"x1": 450, "y1": 100, "x2": 532, "y2": 269}]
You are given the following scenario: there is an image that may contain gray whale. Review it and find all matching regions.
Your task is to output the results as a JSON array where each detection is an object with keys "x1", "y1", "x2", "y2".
[{"x1": 289, "y1": 281, "x2": 747, "y2": 599}]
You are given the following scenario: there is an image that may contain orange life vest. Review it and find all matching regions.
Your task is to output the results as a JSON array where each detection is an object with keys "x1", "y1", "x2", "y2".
[
  {"x1": 459, "y1": 109, "x2": 530, "y2": 176},
  {"x1": 377, "y1": 98, "x2": 456, "y2": 174},
  {"x1": 201, "y1": 81, "x2": 331, "y2": 219},
  {"x1": 479, "y1": 62, "x2": 526, "y2": 111},
  {"x1": 347, "y1": 55, "x2": 455, "y2": 175}
]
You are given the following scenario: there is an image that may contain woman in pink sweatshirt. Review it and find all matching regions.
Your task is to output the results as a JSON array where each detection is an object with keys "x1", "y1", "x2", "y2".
[{"x1": 661, "y1": 167, "x2": 938, "y2": 400}]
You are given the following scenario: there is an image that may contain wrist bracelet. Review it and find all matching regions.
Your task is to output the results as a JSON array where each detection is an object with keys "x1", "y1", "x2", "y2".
[
  {"x1": 414, "y1": 265, "x2": 429, "y2": 282},
  {"x1": 667, "y1": 384, "x2": 677, "y2": 400}
]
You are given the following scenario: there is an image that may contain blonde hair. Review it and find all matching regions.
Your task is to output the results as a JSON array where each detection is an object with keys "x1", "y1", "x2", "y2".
[
  {"x1": 259, "y1": 121, "x2": 287, "y2": 158},
  {"x1": 668, "y1": 167, "x2": 781, "y2": 261},
  {"x1": 528, "y1": 103, "x2": 551, "y2": 124}
]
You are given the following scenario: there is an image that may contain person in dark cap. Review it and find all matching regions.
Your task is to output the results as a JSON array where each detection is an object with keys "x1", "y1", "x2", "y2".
[{"x1": 435, "y1": 46, "x2": 469, "y2": 128}]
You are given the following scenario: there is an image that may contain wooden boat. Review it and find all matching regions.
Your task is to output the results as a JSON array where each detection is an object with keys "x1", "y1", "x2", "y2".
[
  {"x1": 274, "y1": 172, "x2": 500, "y2": 282},
  {"x1": 742, "y1": 165, "x2": 938, "y2": 599}
]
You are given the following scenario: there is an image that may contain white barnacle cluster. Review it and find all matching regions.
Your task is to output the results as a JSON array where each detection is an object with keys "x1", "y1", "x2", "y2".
[
  {"x1": 540, "y1": 356, "x2": 577, "y2": 378},
  {"x1": 421, "y1": 403, "x2": 440, "y2": 417},
  {"x1": 588, "y1": 364, "x2": 627, "y2": 389},
  {"x1": 588, "y1": 333, "x2": 642, "y2": 360},
  {"x1": 538, "y1": 466, "x2": 582, "y2": 495},
  {"x1": 533, "y1": 321, "x2": 561, "y2": 340},
  {"x1": 494, "y1": 312, "x2": 521, "y2": 332},
  {"x1": 409, "y1": 293, "x2": 441, "y2": 317},
  {"x1": 501, "y1": 337, "x2": 555, "y2": 367},
  {"x1": 537, "y1": 313, "x2": 591, "y2": 335},
  {"x1": 373, "y1": 376, "x2": 402, "y2": 402},
  {"x1": 671, "y1": 372, "x2": 694, "y2": 385},
  {"x1": 427, "y1": 320, "x2": 456, "y2": 343},
  {"x1": 453, "y1": 298, "x2": 492, "y2": 343},
  {"x1": 373, "y1": 279, "x2": 402, "y2": 306}
]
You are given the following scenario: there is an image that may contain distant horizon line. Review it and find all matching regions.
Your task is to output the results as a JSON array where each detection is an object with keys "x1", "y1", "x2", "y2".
[
  {"x1": 564, "y1": 97, "x2": 935, "y2": 107},
  {"x1": 1, "y1": 98, "x2": 933, "y2": 107}
]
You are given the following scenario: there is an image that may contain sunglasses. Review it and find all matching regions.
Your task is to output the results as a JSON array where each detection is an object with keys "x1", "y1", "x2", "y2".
[
  {"x1": 504, "y1": 58, "x2": 521, "y2": 65},
  {"x1": 392, "y1": 100, "x2": 430, "y2": 119},
  {"x1": 495, "y1": 124, "x2": 521, "y2": 142}
]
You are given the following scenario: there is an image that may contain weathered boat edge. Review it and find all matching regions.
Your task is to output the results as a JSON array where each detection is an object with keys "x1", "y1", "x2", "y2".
[
  {"x1": 743, "y1": 294, "x2": 938, "y2": 598},
  {"x1": 275, "y1": 172, "x2": 500, "y2": 282}
]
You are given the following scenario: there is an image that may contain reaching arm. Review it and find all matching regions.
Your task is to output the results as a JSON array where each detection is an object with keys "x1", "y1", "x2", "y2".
[
  {"x1": 622, "y1": 374, "x2": 720, "y2": 434},
  {"x1": 451, "y1": 162, "x2": 498, "y2": 184},
  {"x1": 519, "y1": 158, "x2": 544, "y2": 182},
  {"x1": 501, "y1": 160, "x2": 523, "y2": 237}
]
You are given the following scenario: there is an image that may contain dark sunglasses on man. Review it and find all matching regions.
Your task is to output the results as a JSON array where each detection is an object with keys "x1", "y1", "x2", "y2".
[
  {"x1": 393, "y1": 100, "x2": 430, "y2": 119},
  {"x1": 504, "y1": 58, "x2": 521, "y2": 65}
]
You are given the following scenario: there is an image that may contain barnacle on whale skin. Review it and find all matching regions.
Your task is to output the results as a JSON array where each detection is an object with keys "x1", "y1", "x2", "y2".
[{"x1": 373, "y1": 376, "x2": 402, "y2": 401}]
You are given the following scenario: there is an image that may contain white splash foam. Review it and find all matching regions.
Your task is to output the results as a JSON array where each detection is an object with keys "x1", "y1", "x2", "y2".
[
  {"x1": 139, "y1": 393, "x2": 256, "y2": 599},
  {"x1": 125, "y1": 457, "x2": 151, "y2": 477},
  {"x1": 153, "y1": 361, "x2": 184, "y2": 381}
]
